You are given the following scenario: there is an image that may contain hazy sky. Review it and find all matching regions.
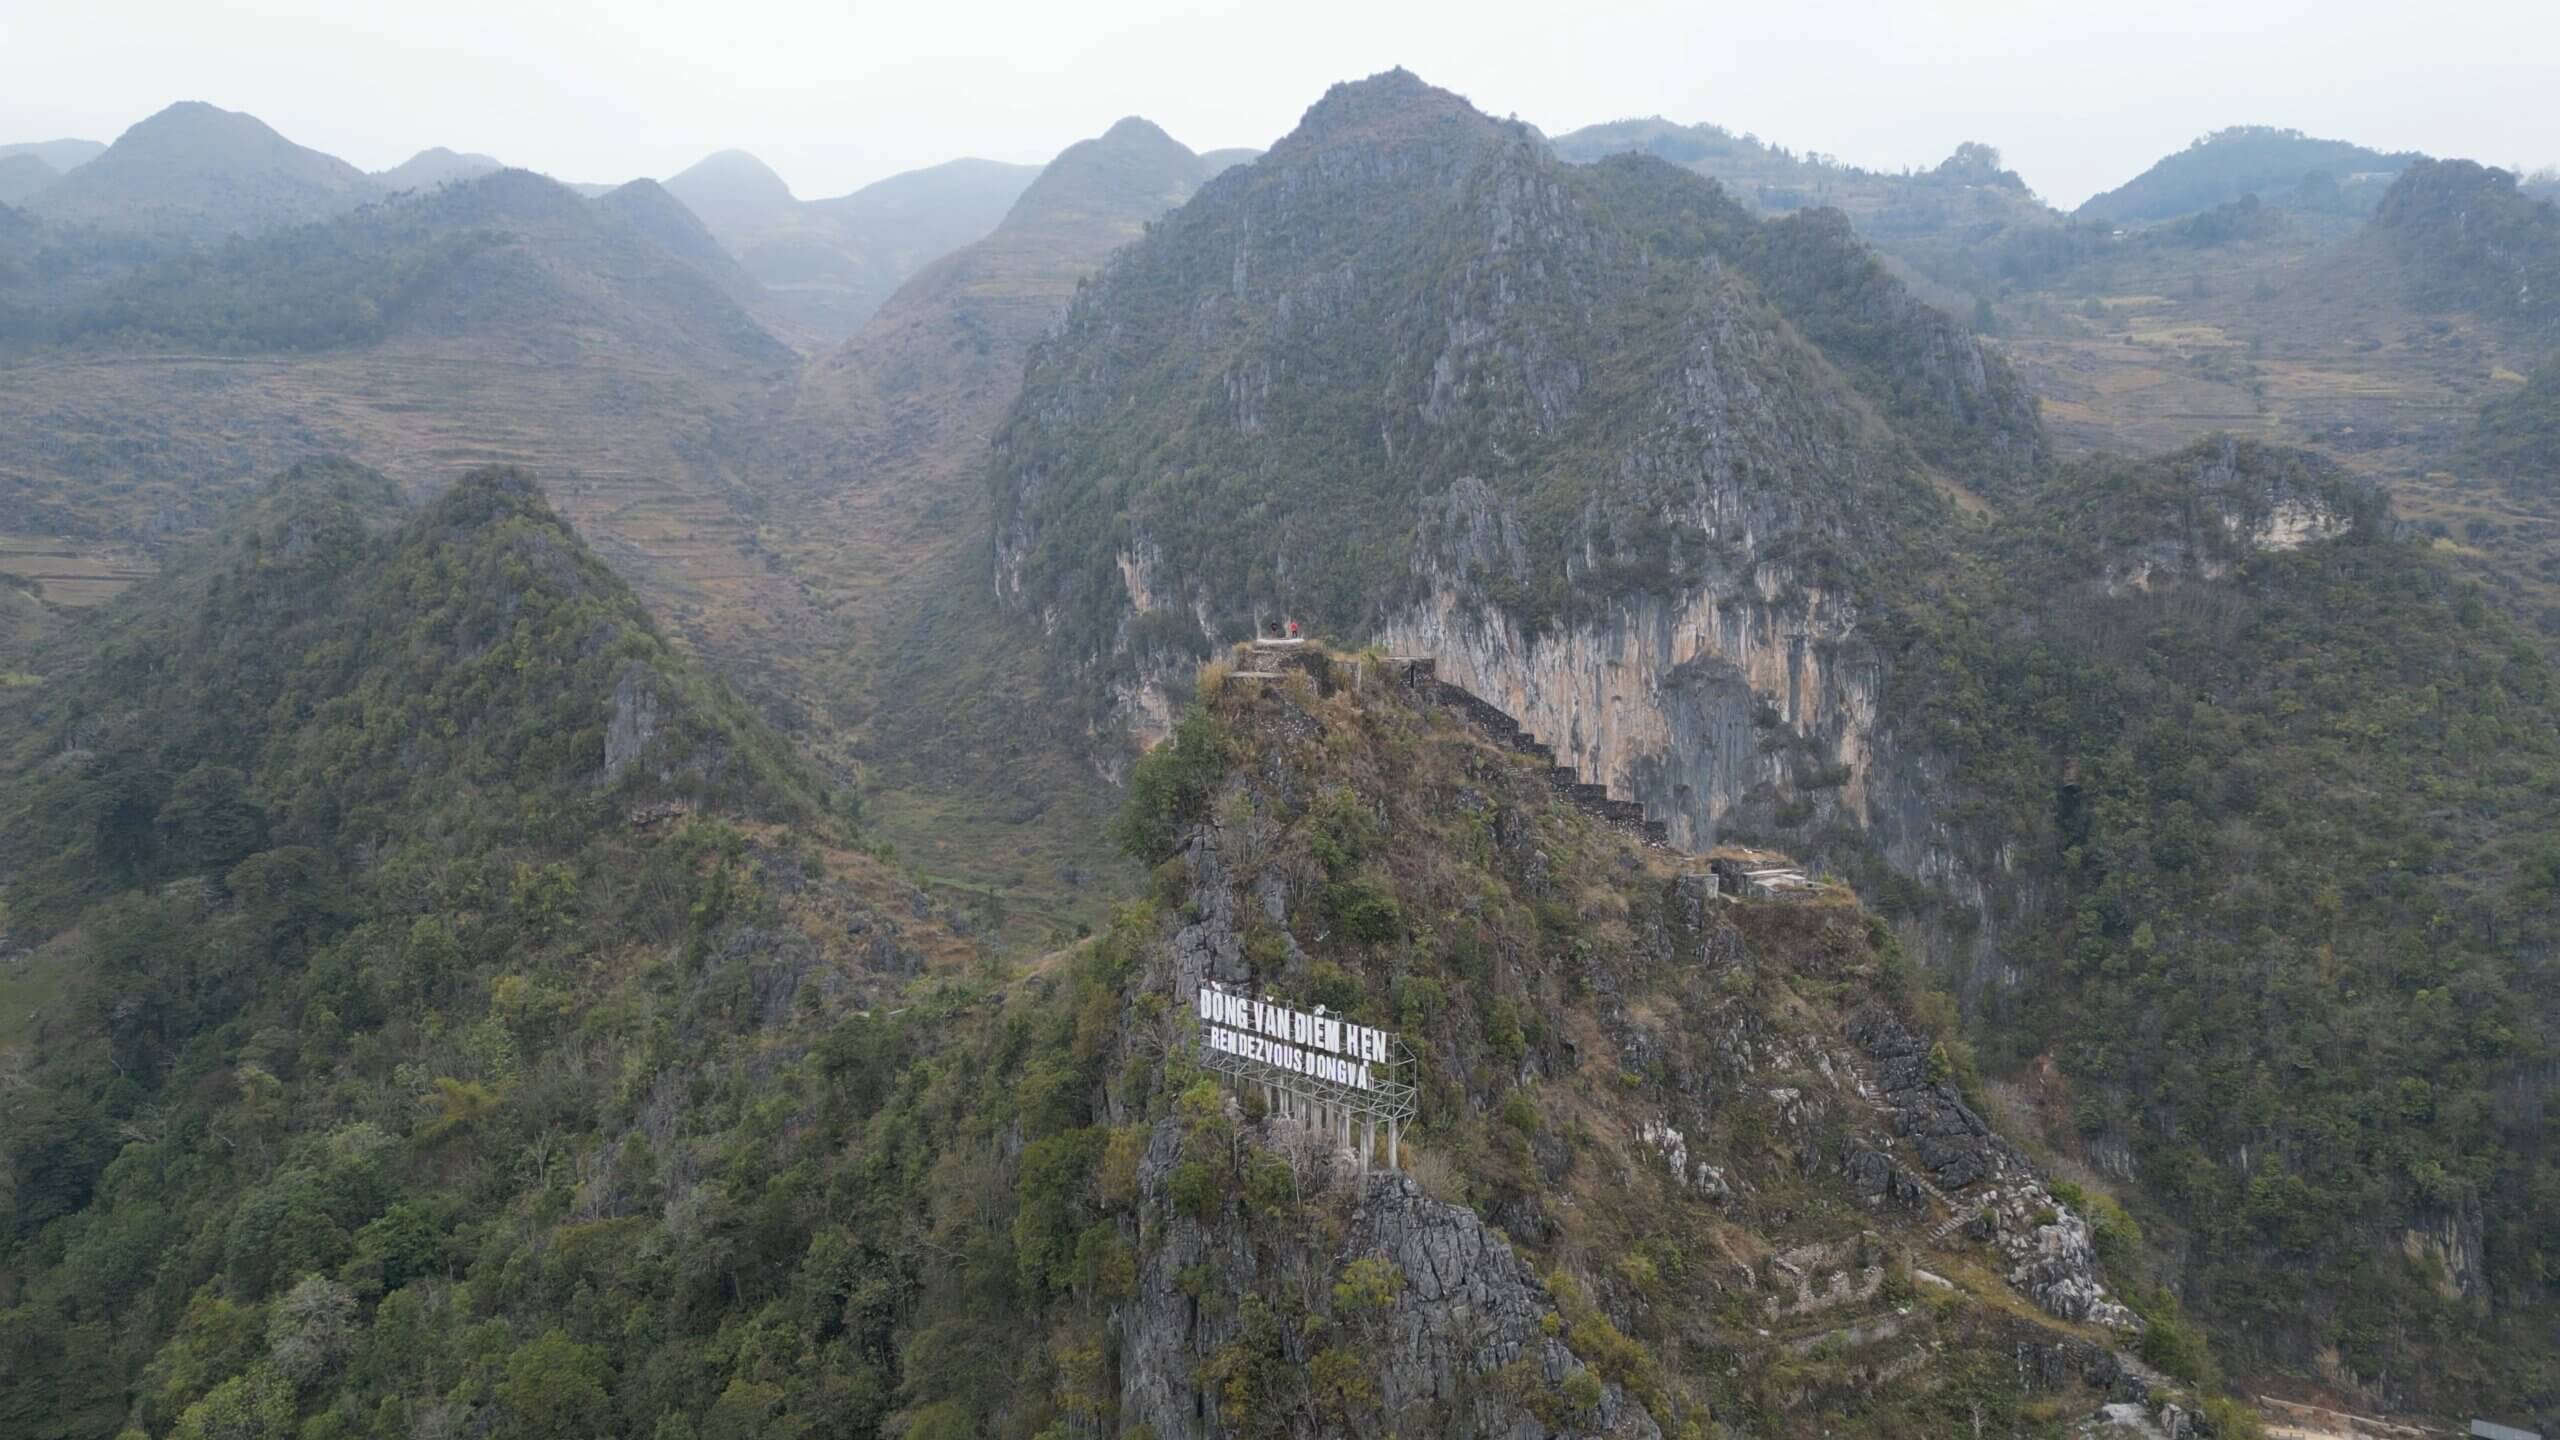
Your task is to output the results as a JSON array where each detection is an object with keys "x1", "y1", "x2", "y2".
[{"x1": 3, "y1": 0, "x2": 2554, "y2": 209}]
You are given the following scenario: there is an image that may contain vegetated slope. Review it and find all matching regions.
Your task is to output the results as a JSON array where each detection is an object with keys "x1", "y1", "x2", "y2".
[
  {"x1": 0, "y1": 154, "x2": 56, "y2": 207},
  {"x1": 0, "y1": 199, "x2": 37, "y2": 261},
  {"x1": 0, "y1": 464, "x2": 2224, "y2": 1438},
  {"x1": 2076, "y1": 126, "x2": 2423, "y2": 226},
  {"x1": 26, "y1": 101, "x2": 381, "y2": 240},
  {"x1": 2365, "y1": 159, "x2": 2560, "y2": 338},
  {"x1": 665, "y1": 149, "x2": 1042, "y2": 344},
  {"x1": 991, "y1": 69, "x2": 2035, "y2": 741},
  {"x1": 2463, "y1": 358, "x2": 2560, "y2": 486},
  {"x1": 374, "y1": 147, "x2": 503, "y2": 192},
  {"x1": 0, "y1": 461, "x2": 995, "y2": 1437},
  {"x1": 1856, "y1": 440, "x2": 2560, "y2": 1411},
  {"x1": 593, "y1": 176, "x2": 781, "y2": 325}
]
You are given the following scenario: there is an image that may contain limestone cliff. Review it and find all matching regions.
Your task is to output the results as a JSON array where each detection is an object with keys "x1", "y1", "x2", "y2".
[{"x1": 988, "y1": 70, "x2": 2030, "y2": 765}]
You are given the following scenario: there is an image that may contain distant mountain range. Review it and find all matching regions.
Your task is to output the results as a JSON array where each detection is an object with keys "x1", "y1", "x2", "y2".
[
  {"x1": 0, "y1": 137, "x2": 105, "y2": 171},
  {"x1": 663, "y1": 149, "x2": 1041, "y2": 343}
]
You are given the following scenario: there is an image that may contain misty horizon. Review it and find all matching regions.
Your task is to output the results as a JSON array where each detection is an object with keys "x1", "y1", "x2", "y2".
[{"x1": 4, "y1": 0, "x2": 2555, "y2": 213}]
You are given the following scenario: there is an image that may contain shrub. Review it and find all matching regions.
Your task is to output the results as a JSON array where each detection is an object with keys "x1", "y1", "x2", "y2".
[{"x1": 1112, "y1": 707, "x2": 1228, "y2": 862}]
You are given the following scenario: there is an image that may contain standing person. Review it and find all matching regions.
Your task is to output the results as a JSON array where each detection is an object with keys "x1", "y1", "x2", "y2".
[{"x1": 1287, "y1": 618, "x2": 1300, "y2": 640}]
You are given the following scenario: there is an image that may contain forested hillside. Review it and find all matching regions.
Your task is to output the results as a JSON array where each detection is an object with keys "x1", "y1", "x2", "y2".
[
  {"x1": 2465, "y1": 360, "x2": 2560, "y2": 485},
  {"x1": 0, "y1": 460, "x2": 2238, "y2": 1438},
  {"x1": 0, "y1": 155, "x2": 58, "y2": 207},
  {"x1": 0, "y1": 463, "x2": 951, "y2": 1436},
  {"x1": 2369, "y1": 159, "x2": 2560, "y2": 335},
  {"x1": 1861, "y1": 440, "x2": 2560, "y2": 1401}
]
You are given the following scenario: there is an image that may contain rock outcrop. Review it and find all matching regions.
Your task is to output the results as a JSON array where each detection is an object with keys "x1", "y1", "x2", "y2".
[{"x1": 1122, "y1": 1156, "x2": 1664, "y2": 1440}]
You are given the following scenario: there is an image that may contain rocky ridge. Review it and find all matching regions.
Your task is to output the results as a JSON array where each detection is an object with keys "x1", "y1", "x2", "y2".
[{"x1": 1080, "y1": 654, "x2": 2212, "y2": 1436}]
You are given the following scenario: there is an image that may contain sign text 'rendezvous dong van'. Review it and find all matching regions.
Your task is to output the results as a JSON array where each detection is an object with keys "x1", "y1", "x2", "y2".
[{"x1": 1197, "y1": 984, "x2": 1388, "y2": 1091}]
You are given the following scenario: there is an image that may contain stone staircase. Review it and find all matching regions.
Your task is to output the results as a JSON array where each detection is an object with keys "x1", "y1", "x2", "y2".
[
  {"x1": 1924, "y1": 1186, "x2": 1999, "y2": 1246},
  {"x1": 1379, "y1": 656, "x2": 1673, "y2": 849}
]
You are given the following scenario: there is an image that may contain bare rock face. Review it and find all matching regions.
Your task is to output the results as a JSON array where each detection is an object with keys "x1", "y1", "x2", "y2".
[
  {"x1": 1346, "y1": 1175, "x2": 1664, "y2": 1439},
  {"x1": 604, "y1": 661, "x2": 662, "y2": 781},
  {"x1": 2093, "y1": 437, "x2": 2374, "y2": 595},
  {"x1": 1119, "y1": 1126, "x2": 1662, "y2": 1440},
  {"x1": 1849, "y1": 1002, "x2": 2142, "y2": 1334}
]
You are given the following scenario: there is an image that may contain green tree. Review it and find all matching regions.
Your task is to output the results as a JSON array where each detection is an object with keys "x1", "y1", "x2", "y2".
[
  {"x1": 170, "y1": 1368, "x2": 293, "y2": 1440},
  {"x1": 497, "y1": 1331, "x2": 611, "y2": 1440}
]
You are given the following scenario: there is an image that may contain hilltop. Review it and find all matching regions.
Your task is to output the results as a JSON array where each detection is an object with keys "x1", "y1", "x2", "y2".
[
  {"x1": 666, "y1": 149, "x2": 1042, "y2": 343},
  {"x1": 374, "y1": 146, "x2": 503, "y2": 192},
  {"x1": 2075, "y1": 126, "x2": 2422, "y2": 226},
  {"x1": 25, "y1": 100, "x2": 379, "y2": 240},
  {"x1": 900, "y1": 649, "x2": 2240, "y2": 1434}
]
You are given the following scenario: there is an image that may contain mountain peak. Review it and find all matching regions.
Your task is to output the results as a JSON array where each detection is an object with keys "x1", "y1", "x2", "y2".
[
  {"x1": 1284, "y1": 67, "x2": 1514, "y2": 153},
  {"x1": 671, "y1": 148, "x2": 795, "y2": 200},
  {"x1": 121, "y1": 99, "x2": 289, "y2": 150},
  {"x1": 377, "y1": 146, "x2": 503, "y2": 190},
  {"x1": 663, "y1": 148, "x2": 801, "y2": 240},
  {"x1": 1099, "y1": 115, "x2": 1175, "y2": 147},
  {"x1": 27, "y1": 98, "x2": 375, "y2": 237},
  {"x1": 994, "y1": 117, "x2": 1203, "y2": 243}
]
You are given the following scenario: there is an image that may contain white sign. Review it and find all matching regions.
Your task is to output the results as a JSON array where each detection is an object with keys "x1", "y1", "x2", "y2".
[{"x1": 1198, "y1": 984, "x2": 1389, "y2": 1091}]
